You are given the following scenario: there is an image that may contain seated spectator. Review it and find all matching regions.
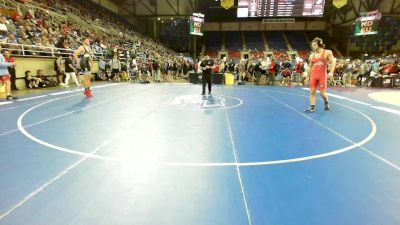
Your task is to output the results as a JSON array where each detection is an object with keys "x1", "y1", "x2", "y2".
[
  {"x1": 36, "y1": 69, "x2": 56, "y2": 87},
  {"x1": 5, "y1": 34, "x2": 20, "y2": 54},
  {"x1": 5, "y1": 19, "x2": 17, "y2": 34},
  {"x1": 25, "y1": 70, "x2": 41, "y2": 88}
]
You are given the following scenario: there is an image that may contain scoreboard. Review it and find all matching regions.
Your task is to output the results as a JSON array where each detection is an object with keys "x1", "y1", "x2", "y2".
[
  {"x1": 190, "y1": 13, "x2": 205, "y2": 36},
  {"x1": 354, "y1": 11, "x2": 381, "y2": 36},
  {"x1": 237, "y1": 0, "x2": 325, "y2": 18}
]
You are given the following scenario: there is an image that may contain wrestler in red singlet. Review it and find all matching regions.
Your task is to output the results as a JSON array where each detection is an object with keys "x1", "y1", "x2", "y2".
[
  {"x1": 309, "y1": 49, "x2": 328, "y2": 91},
  {"x1": 305, "y1": 37, "x2": 336, "y2": 113}
]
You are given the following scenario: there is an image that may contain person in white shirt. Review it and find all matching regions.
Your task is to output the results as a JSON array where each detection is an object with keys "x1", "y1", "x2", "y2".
[{"x1": 109, "y1": 54, "x2": 121, "y2": 82}]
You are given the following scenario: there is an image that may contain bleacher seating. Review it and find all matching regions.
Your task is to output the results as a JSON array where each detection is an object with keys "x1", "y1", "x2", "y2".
[
  {"x1": 273, "y1": 50, "x2": 289, "y2": 60},
  {"x1": 297, "y1": 50, "x2": 311, "y2": 60},
  {"x1": 228, "y1": 50, "x2": 241, "y2": 59},
  {"x1": 250, "y1": 50, "x2": 264, "y2": 59},
  {"x1": 244, "y1": 31, "x2": 264, "y2": 51},
  {"x1": 205, "y1": 31, "x2": 222, "y2": 51},
  {"x1": 225, "y1": 31, "x2": 242, "y2": 51},
  {"x1": 306, "y1": 31, "x2": 332, "y2": 47},
  {"x1": 286, "y1": 31, "x2": 309, "y2": 50},
  {"x1": 205, "y1": 50, "x2": 218, "y2": 58},
  {"x1": 265, "y1": 31, "x2": 287, "y2": 50}
]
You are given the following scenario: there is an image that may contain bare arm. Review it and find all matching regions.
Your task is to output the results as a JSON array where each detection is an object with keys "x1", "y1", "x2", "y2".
[
  {"x1": 68, "y1": 63, "x2": 76, "y2": 72},
  {"x1": 73, "y1": 47, "x2": 83, "y2": 68},
  {"x1": 327, "y1": 50, "x2": 336, "y2": 76},
  {"x1": 307, "y1": 54, "x2": 313, "y2": 78}
]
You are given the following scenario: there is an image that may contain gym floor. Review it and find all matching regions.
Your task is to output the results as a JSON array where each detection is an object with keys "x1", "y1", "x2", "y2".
[{"x1": 0, "y1": 83, "x2": 399, "y2": 225}]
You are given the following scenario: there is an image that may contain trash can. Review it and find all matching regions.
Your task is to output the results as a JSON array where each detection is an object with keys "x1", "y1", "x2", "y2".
[{"x1": 225, "y1": 73, "x2": 234, "y2": 85}]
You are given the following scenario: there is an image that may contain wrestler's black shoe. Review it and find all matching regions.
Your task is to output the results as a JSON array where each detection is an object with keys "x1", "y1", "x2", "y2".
[
  {"x1": 6, "y1": 95, "x2": 18, "y2": 100},
  {"x1": 324, "y1": 102, "x2": 330, "y2": 111},
  {"x1": 304, "y1": 106, "x2": 315, "y2": 113}
]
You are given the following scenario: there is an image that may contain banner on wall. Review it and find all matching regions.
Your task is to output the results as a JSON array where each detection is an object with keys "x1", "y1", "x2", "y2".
[{"x1": 221, "y1": 0, "x2": 234, "y2": 10}]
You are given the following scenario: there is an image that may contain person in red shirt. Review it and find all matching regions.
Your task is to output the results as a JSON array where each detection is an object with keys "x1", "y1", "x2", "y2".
[
  {"x1": 268, "y1": 59, "x2": 277, "y2": 86},
  {"x1": 4, "y1": 51, "x2": 18, "y2": 90},
  {"x1": 305, "y1": 37, "x2": 336, "y2": 113},
  {"x1": 1, "y1": 50, "x2": 17, "y2": 100}
]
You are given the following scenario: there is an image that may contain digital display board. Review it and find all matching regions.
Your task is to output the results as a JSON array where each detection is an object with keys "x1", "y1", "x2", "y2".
[
  {"x1": 190, "y1": 13, "x2": 205, "y2": 36},
  {"x1": 354, "y1": 11, "x2": 381, "y2": 36},
  {"x1": 237, "y1": 0, "x2": 325, "y2": 18}
]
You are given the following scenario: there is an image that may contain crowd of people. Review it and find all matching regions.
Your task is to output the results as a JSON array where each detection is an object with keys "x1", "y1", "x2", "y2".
[
  {"x1": 197, "y1": 51, "x2": 400, "y2": 88},
  {"x1": 0, "y1": 0, "x2": 399, "y2": 100}
]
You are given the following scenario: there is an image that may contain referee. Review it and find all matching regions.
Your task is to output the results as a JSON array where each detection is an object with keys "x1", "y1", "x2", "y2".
[{"x1": 200, "y1": 55, "x2": 214, "y2": 95}]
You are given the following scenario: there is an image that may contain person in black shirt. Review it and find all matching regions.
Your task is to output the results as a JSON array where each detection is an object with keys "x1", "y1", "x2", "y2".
[
  {"x1": 200, "y1": 55, "x2": 214, "y2": 95},
  {"x1": 64, "y1": 54, "x2": 80, "y2": 87}
]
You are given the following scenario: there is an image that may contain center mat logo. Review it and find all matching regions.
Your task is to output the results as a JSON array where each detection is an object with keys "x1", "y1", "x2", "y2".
[{"x1": 165, "y1": 95, "x2": 225, "y2": 109}]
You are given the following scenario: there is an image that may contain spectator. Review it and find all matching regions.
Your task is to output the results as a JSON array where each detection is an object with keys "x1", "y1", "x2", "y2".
[
  {"x1": 25, "y1": 70, "x2": 41, "y2": 88},
  {"x1": 36, "y1": 69, "x2": 56, "y2": 87},
  {"x1": 54, "y1": 54, "x2": 65, "y2": 85},
  {"x1": 0, "y1": 48, "x2": 17, "y2": 100},
  {"x1": 109, "y1": 54, "x2": 121, "y2": 82},
  {"x1": 4, "y1": 50, "x2": 18, "y2": 90},
  {"x1": 64, "y1": 54, "x2": 80, "y2": 86}
]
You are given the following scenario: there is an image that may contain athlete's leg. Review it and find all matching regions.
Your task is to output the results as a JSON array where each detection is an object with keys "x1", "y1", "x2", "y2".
[
  {"x1": 83, "y1": 72, "x2": 92, "y2": 97},
  {"x1": 319, "y1": 78, "x2": 329, "y2": 110},
  {"x1": 305, "y1": 76, "x2": 317, "y2": 112}
]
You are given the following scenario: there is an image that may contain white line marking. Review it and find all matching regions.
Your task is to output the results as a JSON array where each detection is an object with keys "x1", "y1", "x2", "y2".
[
  {"x1": 222, "y1": 90, "x2": 252, "y2": 225},
  {"x1": 152, "y1": 94, "x2": 243, "y2": 110},
  {"x1": 361, "y1": 149, "x2": 400, "y2": 171},
  {"x1": 327, "y1": 93, "x2": 348, "y2": 99},
  {"x1": 16, "y1": 95, "x2": 47, "y2": 102},
  {"x1": 346, "y1": 98, "x2": 371, "y2": 106},
  {"x1": 0, "y1": 102, "x2": 13, "y2": 106},
  {"x1": 0, "y1": 137, "x2": 114, "y2": 221},
  {"x1": 303, "y1": 88, "x2": 348, "y2": 99},
  {"x1": 48, "y1": 91, "x2": 74, "y2": 96},
  {"x1": 17, "y1": 99, "x2": 124, "y2": 162},
  {"x1": 302, "y1": 88, "x2": 400, "y2": 113},
  {"x1": 16, "y1": 86, "x2": 154, "y2": 161},
  {"x1": 13, "y1": 87, "x2": 382, "y2": 169},
  {"x1": 91, "y1": 84, "x2": 115, "y2": 89},
  {"x1": 265, "y1": 91, "x2": 400, "y2": 171},
  {"x1": 160, "y1": 97, "x2": 377, "y2": 167},
  {"x1": 371, "y1": 106, "x2": 400, "y2": 115}
]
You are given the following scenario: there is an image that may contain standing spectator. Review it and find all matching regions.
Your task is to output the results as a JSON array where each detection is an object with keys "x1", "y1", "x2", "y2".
[
  {"x1": 268, "y1": 59, "x2": 277, "y2": 86},
  {"x1": 4, "y1": 51, "x2": 18, "y2": 90},
  {"x1": 109, "y1": 54, "x2": 121, "y2": 82},
  {"x1": 182, "y1": 60, "x2": 189, "y2": 80},
  {"x1": 342, "y1": 59, "x2": 353, "y2": 87},
  {"x1": 153, "y1": 58, "x2": 161, "y2": 82},
  {"x1": 254, "y1": 61, "x2": 262, "y2": 85},
  {"x1": 64, "y1": 54, "x2": 80, "y2": 86},
  {"x1": 97, "y1": 56, "x2": 107, "y2": 80},
  {"x1": 55, "y1": 54, "x2": 65, "y2": 85},
  {"x1": 0, "y1": 49, "x2": 17, "y2": 100}
]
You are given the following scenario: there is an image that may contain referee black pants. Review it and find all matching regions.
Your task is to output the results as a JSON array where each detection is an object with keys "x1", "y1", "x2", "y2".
[
  {"x1": 8, "y1": 67, "x2": 18, "y2": 90},
  {"x1": 202, "y1": 73, "x2": 212, "y2": 94}
]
